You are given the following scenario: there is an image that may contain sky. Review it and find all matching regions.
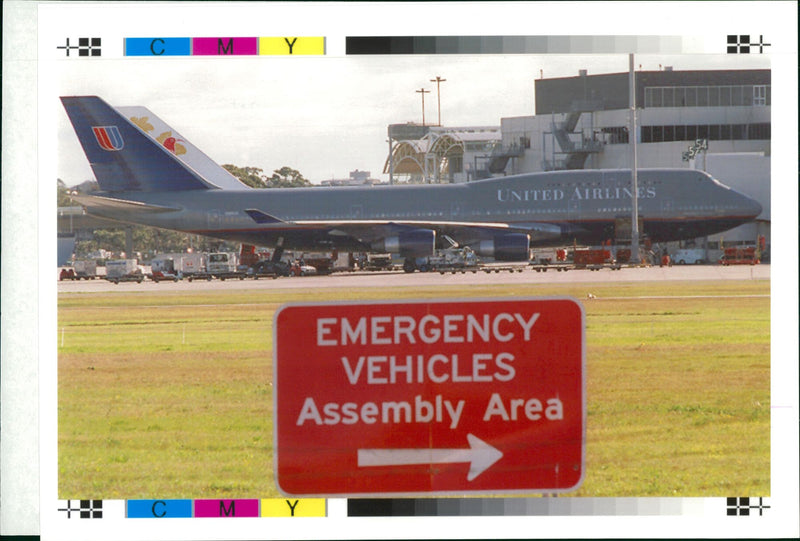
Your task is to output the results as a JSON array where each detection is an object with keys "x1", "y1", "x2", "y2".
[{"x1": 53, "y1": 52, "x2": 769, "y2": 186}]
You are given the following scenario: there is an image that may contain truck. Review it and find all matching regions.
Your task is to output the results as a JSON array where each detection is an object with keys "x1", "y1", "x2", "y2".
[
  {"x1": 60, "y1": 260, "x2": 98, "y2": 280},
  {"x1": 105, "y1": 259, "x2": 144, "y2": 283},
  {"x1": 672, "y1": 248, "x2": 707, "y2": 265},
  {"x1": 298, "y1": 252, "x2": 333, "y2": 275},
  {"x1": 177, "y1": 253, "x2": 204, "y2": 276},
  {"x1": 206, "y1": 252, "x2": 246, "y2": 280},
  {"x1": 573, "y1": 248, "x2": 620, "y2": 271},
  {"x1": 361, "y1": 253, "x2": 394, "y2": 271},
  {"x1": 74, "y1": 259, "x2": 97, "y2": 279},
  {"x1": 530, "y1": 248, "x2": 567, "y2": 266},
  {"x1": 149, "y1": 253, "x2": 204, "y2": 281},
  {"x1": 417, "y1": 247, "x2": 480, "y2": 274},
  {"x1": 529, "y1": 248, "x2": 571, "y2": 272},
  {"x1": 331, "y1": 251, "x2": 357, "y2": 273},
  {"x1": 250, "y1": 258, "x2": 290, "y2": 279},
  {"x1": 149, "y1": 257, "x2": 181, "y2": 282}
]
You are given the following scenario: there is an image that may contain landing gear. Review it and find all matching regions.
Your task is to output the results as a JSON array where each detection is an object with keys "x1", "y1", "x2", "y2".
[
  {"x1": 402, "y1": 259, "x2": 417, "y2": 273},
  {"x1": 271, "y1": 238, "x2": 285, "y2": 264}
]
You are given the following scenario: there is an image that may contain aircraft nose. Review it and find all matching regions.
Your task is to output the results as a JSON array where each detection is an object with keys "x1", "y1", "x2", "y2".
[{"x1": 741, "y1": 193, "x2": 762, "y2": 218}]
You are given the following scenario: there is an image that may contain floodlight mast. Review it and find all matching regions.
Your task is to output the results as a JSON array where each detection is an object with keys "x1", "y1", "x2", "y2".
[
  {"x1": 430, "y1": 76, "x2": 446, "y2": 126},
  {"x1": 629, "y1": 54, "x2": 641, "y2": 264},
  {"x1": 416, "y1": 88, "x2": 430, "y2": 126}
]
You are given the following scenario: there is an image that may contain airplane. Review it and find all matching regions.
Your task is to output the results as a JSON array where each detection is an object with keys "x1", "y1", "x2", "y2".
[{"x1": 61, "y1": 96, "x2": 762, "y2": 272}]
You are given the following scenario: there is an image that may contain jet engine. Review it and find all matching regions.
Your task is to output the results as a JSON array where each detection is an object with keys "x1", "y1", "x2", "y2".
[
  {"x1": 373, "y1": 229, "x2": 436, "y2": 257},
  {"x1": 476, "y1": 233, "x2": 531, "y2": 261}
]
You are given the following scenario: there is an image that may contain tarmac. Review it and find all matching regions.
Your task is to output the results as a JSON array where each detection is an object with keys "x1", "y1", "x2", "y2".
[{"x1": 57, "y1": 263, "x2": 770, "y2": 293}]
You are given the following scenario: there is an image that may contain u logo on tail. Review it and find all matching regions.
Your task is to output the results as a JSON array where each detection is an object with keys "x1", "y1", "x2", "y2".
[{"x1": 92, "y1": 126, "x2": 124, "y2": 151}]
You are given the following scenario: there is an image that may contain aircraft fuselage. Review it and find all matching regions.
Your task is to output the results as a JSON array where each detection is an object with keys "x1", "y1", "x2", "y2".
[{"x1": 81, "y1": 168, "x2": 762, "y2": 253}]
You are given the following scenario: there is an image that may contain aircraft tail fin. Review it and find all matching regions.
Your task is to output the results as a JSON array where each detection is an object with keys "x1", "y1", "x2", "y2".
[
  {"x1": 61, "y1": 96, "x2": 216, "y2": 192},
  {"x1": 115, "y1": 105, "x2": 249, "y2": 190}
]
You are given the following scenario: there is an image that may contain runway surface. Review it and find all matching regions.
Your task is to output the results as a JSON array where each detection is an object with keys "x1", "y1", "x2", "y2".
[{"x1": 58, "y1": 264, "x2": 770, "y2": 293}]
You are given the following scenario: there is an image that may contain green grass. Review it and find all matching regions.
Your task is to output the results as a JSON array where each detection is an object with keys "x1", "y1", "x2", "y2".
[{"x1": 58, "y1": 280, "x2": 769, "y2": 498}]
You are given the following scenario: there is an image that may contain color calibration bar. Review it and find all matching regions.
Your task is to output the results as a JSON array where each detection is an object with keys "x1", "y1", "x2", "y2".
[
  {"x1": 345, "y1": 35, "x2": 691, "y2": 54},
  {"x1": 124, "y1": 498, "x2": 326, "y2": 518},
  {"x1": 124, "y1": 37, "x2": 325, "y2": 56},
  {"x1": 347, "y1": 497, "x2": 709, "y2": 516},
  {"x1": 58, "y1": 35, "x2": 710, "y2": 59}
]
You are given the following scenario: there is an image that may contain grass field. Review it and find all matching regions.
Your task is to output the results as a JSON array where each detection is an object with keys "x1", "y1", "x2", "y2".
[{"x1": 58, "y1": 280, "x2": 770, "y2": 498}]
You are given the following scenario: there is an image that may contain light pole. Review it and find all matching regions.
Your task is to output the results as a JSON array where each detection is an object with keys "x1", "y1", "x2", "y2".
[
  {"x1": 628, "y1": 53, "x2": 641, "y2": 264},
  {"x1": 416, "y1": 88, "x2": 430, "y2": 126},
  {"x1": 430, "y1": 76, "x2": 446, "y2": 126}
]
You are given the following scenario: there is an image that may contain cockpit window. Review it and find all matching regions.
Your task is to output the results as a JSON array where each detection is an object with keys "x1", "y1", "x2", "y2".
[{"x1": 706, "y1": 173, "x2": 731, "y2": 190}]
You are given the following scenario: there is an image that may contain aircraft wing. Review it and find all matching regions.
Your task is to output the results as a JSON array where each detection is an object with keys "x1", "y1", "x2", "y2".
[
  {"x1": 244, "y1": 208, "x2": 562, "y2": 258},
  {"x1": 298, "y1": 218, "x2": 561, "y2": 244},
  {"x1": 72, "y1": 193, "x2": 182, "y2": 213},
  {"x1": 245, "y1": 209, "x2": 560, "y2": 242}
]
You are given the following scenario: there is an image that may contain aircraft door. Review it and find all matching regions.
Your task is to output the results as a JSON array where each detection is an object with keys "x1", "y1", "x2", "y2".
[
  {"x1": 568, "y1": 198, "x2": 580, "y2": 218},
  {"x1": 350, "y1": 204, "x2": 363, "y2": 219},
  {"x1": 208, "y1": 210, "x2": 221, "y2": 231},
  {"x1": 450, "y1": 202, "x2": 462, "y2": 220},
  {"x1": 660, "y1": 198, "x2": 674, "y2": 218}
]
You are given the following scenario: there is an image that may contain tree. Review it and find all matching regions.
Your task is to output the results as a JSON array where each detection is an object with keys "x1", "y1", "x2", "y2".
[
  {"x1": 266, "y1": 166, "x2": 311, "y2": 188},
  {"x1": 222, "y1": 164, "x2": 311, "y2": 188},
  {"x1": 221, "y1": 164, "x2": 269, "y2": 188},
  {"x1": 57, "y1": 179, "x2": 73, "y2": 207}
]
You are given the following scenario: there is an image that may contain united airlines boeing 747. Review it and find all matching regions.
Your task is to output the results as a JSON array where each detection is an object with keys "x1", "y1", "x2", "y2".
[{"x1": 61, "y1": 96, "x2": 762, "y2": 271}]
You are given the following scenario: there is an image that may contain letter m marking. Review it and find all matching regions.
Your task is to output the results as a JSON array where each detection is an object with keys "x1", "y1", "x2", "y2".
[
  {"x1": 219, "y1": 500, "x2": 235, "y2": 516},
  {"x1": 218, "y1": 38, "x2": 234, "y2": 54}
]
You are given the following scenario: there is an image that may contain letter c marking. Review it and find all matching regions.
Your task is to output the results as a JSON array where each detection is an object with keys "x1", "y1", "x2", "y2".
[
  {"x1": 152, "y1": 500, "x2": 166, "y2": 517},
  {"x1": 150, "y1": 38, "x2": 165, "y2": 55}
]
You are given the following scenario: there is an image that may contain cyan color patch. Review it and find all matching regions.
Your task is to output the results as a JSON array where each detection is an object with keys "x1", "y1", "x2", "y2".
[{"x1": 126, "y1": 499, "x2": 193, "y2": 518}]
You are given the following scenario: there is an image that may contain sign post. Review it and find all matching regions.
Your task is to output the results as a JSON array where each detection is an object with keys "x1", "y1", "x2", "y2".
[{"x1": 274, "y1": 297, "x2": 585, "y2": 496}]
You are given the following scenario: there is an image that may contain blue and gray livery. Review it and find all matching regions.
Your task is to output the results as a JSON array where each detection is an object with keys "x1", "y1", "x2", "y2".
[{"x1": 62, "y1": 96, "x2": 762, "y2": 270}]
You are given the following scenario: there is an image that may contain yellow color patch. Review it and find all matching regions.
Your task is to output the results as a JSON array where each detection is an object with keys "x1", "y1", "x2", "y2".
[
  {"x1": 260, "y1": 498, "x2": 326, "y2": 517},
  {"x1": 259, "y1": 37, "x2": 325, "y2": 55}
]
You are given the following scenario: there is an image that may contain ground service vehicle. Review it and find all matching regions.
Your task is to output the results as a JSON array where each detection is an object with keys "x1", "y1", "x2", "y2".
[
  {"x1": 719, "y1": 246, "x2": 760, "y2": 265},
  {"x1": 149, "y1": 257, "x2": 180, "y2": 282},
  {"x1": 416, "y1": 247, "x2": 480, "y2": 273},
  {"x1": 206, "y1": 252, "x2": 246, "y2": 280},
  {"x1": 73, "y1": 260, "x2": 97, "y2": 279},
  {"x1": 59, "y1": 260, "x2": 98, "y2": 280},
  {"x1": 291, "y1": 262, "x2": 317, "y2": 276},
  {"x1": 105, "y1": 259, "x2": 144, "y2": 283},
  {"x1": 250, "y1": 259, "x2": 291, "y2": 278},
  {"x1": 673, "y1": 248, "x2": 706, "y2": 265},
  {"x1": 361, "y1": 254, "x2": 394, "y2": 271},
  {"x1": 297, "y1": 253, "x2": 333, "y2": 274},
  {"x1": 573, "y1": 248, "x2": 620, "y2": 271},
  {"x1": 178, "y1": 253, "x2": 204, "y2": 276}
]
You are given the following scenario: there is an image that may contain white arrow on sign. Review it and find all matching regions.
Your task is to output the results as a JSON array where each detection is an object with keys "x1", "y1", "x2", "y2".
[{"x1": 357, "y1": 433, "x2": 503, "y2": 481}]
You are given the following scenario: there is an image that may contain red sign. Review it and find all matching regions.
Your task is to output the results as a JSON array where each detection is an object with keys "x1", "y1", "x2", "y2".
[{"x1": 274, "y1": 297, "x2": 585, "y2": 496}]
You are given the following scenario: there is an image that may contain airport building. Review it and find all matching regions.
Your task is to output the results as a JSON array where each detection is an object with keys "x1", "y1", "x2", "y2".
[
  {"x1": 386, "y1": 68, "x2": 770, "y2": 254},
  {"x1": 320, "y1": 169, "x2": 381, "y2": 186},
  {"x1": 385, "y1": 124, "x2": 501, "y2": 184}
]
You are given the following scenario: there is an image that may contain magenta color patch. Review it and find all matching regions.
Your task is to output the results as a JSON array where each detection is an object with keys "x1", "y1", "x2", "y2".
[
  {"x1": 193, "y1": 37, "x2": 258, "y2": 55},
  {"x1": 194, "y1": 499, "x2": 259, "y2": 517}
]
